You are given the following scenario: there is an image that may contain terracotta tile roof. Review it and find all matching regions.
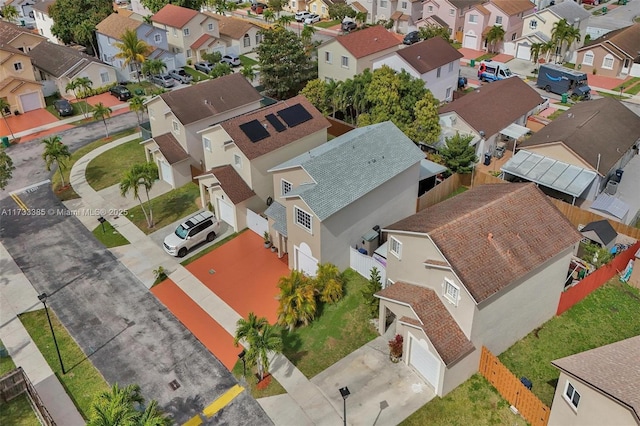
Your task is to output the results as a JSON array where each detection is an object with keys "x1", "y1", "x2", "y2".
[
  {"x1": 0, "y1": 21, "x2": 46, "y2": 45},
  {"x1": 204, "y1": 13, "x2": 259, "y2": 39},
  {"x1": 190, "y1": 33, "x2": 217, "y2": 49},
  {"x1": 219, "y1": 95, "x2": 329, "y2": 161},
  {"x1": 32, "y1": 0, "x2": 55, "y2": 13},
  {"x1": 491, "y1": 0, "x2": 534, "y2": 16},
  {"x1": 376, "y1": 282, "x2": 474, "y2": 365},
  {"x1": 151, "y1": 4, "x2": 199, "y2": 29},
  {"x1": 581, "y1": 23, "x2": 640, "y2": 60},
  {"x1": 438, "y1": 77, "x2": 543, "y2": 137},
  {"x1": 96, "y1": 13, "x2": 143, "y2": 39},
  {"x1": 335, "y1": 25, "x2": 400, "y2": 59},
  {"x1": 351, "y1": 1, "x2": 368, "y2": 13},
  {"x1": 385, "y1": 183, "x2": 581, "y2": 302},
  {"x1": 153, "y1": 133, "x2": 190, "y2": 164},
  {"x1": 29, "y1": 41, "x2": 108, "y2": 78},
  {"x1": 397, "y1": 37, "x2": 463, "y2": 74},
  {"x1": 159, "y1": 73, "x2": 261, "y2": 126},
  {"x1": 551, "y1": 335, "x2": 640, "y2": 423},
  {"x1": 208, "y1": 165, "x2": 256, "y2": 204},
  {"x1": 519, "y1": 98, "x2": 640, "y2": 173}
]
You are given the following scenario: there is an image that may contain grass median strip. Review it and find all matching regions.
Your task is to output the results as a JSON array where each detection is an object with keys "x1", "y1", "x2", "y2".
[
  {"x1": 86, "y1": 138, "x2": 145, "y2": 191},
  {"x1": 19, "y1": 310, "x2": 109, "y2": 420},
  {"x1": 0, "y1": 339, "x2": 41, "y2": 425},
  {"x1": 92, "y1": 220, "x2": 130, "y2": 248}
]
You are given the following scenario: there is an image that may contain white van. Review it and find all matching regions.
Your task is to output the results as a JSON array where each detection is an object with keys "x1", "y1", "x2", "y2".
[{"x1": 477, "y1": 60, "x2": 515, "y2": 82}]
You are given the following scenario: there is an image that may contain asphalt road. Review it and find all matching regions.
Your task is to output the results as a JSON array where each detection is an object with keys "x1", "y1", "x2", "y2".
[{"x1": 0, "y1": 115, "x2": 271, "y2": 425}]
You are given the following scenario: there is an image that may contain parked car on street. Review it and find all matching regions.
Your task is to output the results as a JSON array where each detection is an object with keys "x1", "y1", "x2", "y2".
[
  {"x1": 251, "y1": 2, "x2": 268, "y2": 12},
  {"x1": 342, "y1": 21, "x2": 357, "y2": 32},
  {"x1": 163, "y1": 210, "x2": 221, "y2": 257},
  {"x1": 581, "y1": 0, "x2": 599, "y2": 5},
  {"x1": 151, "y1": 74, "x2": 176, "y2": 88},
  {"x1": 403, "y1": 31, "x2": 420, "y2": 45},
  {"x1": 304, "y1": 14, "x2": 320, "y2": 24},
  {"x1": 295, "y1": 11, "x2": 311, "y2": 22},
  {"x1": 194, "y1": 61, "x2": 214, "y2": 74},
  {"x1": 169, "y1": 69, "x2": 193, "y2": 84},
  {"x1": 220, "y1": 54, "x2": 241, "y2": 67},
  {"x1": 53, "y1": 99, "x2": 73, "y2": 116},
  {"x1": 109, "y1": 85, "x2": 132, "y2": 101}
]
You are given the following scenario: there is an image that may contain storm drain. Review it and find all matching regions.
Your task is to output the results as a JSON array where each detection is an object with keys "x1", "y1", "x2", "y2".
[{"x1": 168, "y1": 380, "x2": 181, "y2": 391}]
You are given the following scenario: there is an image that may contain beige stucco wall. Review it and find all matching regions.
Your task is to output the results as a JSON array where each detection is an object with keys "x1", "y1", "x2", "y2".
[
  {"x1": 61, "y1": 63, "x2": 117, "y2": 97},
  {"x1": 155, "y1": 14, "x2": 220, "y2": 57},
  {"x1": 576, "y1": 46, "x2": 622, "y2": 78},
  {"x1": 524, "y1": 143, "x2": 594, "y2": 170},
  {"x1": 149, "y1": 149, "x2": 192, "y2": 188},
  {"x1": 318, "y1": 42, "x2": 356, "y2": 82},
  {"x1": 548, "y1": 372, "x2": 639, "y2": 426},
  {"x1": 0, "y1": 50, "x2": 37, "y2": 81},
  {"x1": 9, "y1": 33, "x2": 44, "y2": 52},
  {"x1": 287, "y1": 197, "x2": 321, "y2": 271}
]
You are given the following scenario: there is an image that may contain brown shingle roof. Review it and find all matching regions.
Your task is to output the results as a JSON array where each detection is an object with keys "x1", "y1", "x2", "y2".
[
  {"x1": 397, "y1": 37, "x2": 463, "y2": 74},
  {"x1": 448, "y1": 0, "x2": 484, "y2": 9},
  {"x1": 335, "y1": 25, "x2": 400, "y2": 59},
  {"x1": 581, "y1": 23, "x2": 640, "y2": 60},
  {"x1": 151, "y1": 4, "x2": 199, "y2": 29},
  {"x1": 159, "y1": 73, "x2": 261, "y2": 126},
  {"x1": 29, "y1": 41, "x2": 108, "y2": 78},
  {"x1": 491, "y1": 0, "x2": 534, "y2": 16},
  {"x1": 385, "y1": 183, "x2": 581, "y2": 303},
  {"x1": 519, "y1": 97, "x2": 640, "y2": 173},
  {"x1": 208, "y1": 165, "x2": 256, "y2": 204},
  {"x1": 204, "y1": 13, "x2": 258, "y2": 39},
  {"x1": 96, "y1": 13, "x2": 143, "y2": 40},
  {"x1": 0, "y1": 76, "x2": 42, "y2": 92},
  {"x1": 219, "y1": 95, "x2": 329, "y2": 161},
  {"x1": 32, "y1": 0, "x2": 55, "y2": 13},
  {"x1": 474, "y1": 3, "x2": 490, "y2": 15},
  {"x1": 0, "y1": 21, "x2": 46, "y2": 45},
  {"x1": 376, "y1": 282, "x2": 474, "y2": 365},
  {"x1": 153, "y1": 133, "x2": 189, "y2": 164},
  {"x1": 438, "y1": 77, "x2": 543, "y2": 137},
  {"x1": 551, "y1": 335, "x2": 640, "y2": 423},
  {"x1": 351, "y1": 1, "x2": 368, "y2": 13}
]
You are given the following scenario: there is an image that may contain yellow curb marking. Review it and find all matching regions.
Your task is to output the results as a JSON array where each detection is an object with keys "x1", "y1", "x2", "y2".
[
  {"x1": 203, "y1": 384, "x2": 245, "y2": 418},
  {"x1": 182, "y1": 415, "x2": 203, "y2": 426},
  {"x1": 10, "y1": 193, "x2": 28, "y2": 211}
]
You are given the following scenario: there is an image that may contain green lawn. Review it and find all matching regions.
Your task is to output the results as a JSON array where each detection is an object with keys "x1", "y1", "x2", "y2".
[
  {"x1": 182, "y1": 66, "x2": 210, "y2": 82},
  {"x1": 231, "y1": 360, "x2": 287, "y2": 399},
  {"x1": 92, "y1": 220, "x2": 130, "y2": 248},
  {"x1": 445, "y1": 186, "x2": 468, "y2": 199},
  {"x1": 239, "y1": 55, "x2": 258, "y2": 67},
  {"x1": 547, "y1": 109, "x2": 565, "y2": 120},
  {"x1": 86, "y1": 138, "x2": 145, "y2": 191},
  {"x1": 597, "y1": 91, "x2": 627, "y2": 100},
  {"x1": 180, "y1": 229, "x2": 246, "y2": 266},
  {"x1": 401, "y1": 374, "x2": 527, "y2": 426},
  {"x1": 125, "y1": 81, "x2": 154, "y2": 96},
  {"x1": 612, "y1": 77, "x2": 640, "y2": 92},
  {"x1": 0, "y1": 339, "x2": 15, "y2": 375},
  {"x1": 19, "y1": 310, "x2": 109, "y2": 420},
  {"x1": 499, "y1": 280, "x2": 640, "y2": 406},
  {"x1": 0, "y1": 340, "x2": 40, "y2": 426},
  {"x1": 282, "y1": 269, "x2": 378, "y2": 378},
  {"x1": 126, "y1": 182, "x2": 200, "y2": 235},
  {"x1": 314, "y1": 19, "x2": 340, "y2": 28},
  {"x1": 51, "y1": 128, "x2": 139, "y2": 201}
]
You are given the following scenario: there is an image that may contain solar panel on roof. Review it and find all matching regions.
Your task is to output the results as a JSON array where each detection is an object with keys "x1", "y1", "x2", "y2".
[
  {"x1": 266, "y1": 113, "x2": 286, "y2": 132},
  {"x1": 277, "y1": 103, "x2": 312, "y2": 128},
  {"x1": 240, "y1": 119, "x2": 270, "y2": 143}
]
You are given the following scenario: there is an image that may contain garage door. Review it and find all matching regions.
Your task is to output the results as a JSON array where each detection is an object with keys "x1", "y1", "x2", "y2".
[
  {"x1": 516, "y1": 43, "x2": 531, "y2": 60},
  {"x1": 295, "y1": 243, "x2": 317, "y2": 277},
  {"x1": 19, "y1": 92, "x2": 41, "y2": 112},
  {"x1": 409, "y1": 334, "x2": 440, "y2": 390},
  {"x1": 217, "y1": 197, "x2": 235, "y2": 229},
  {"x1": 158, "y1": 159, "x2": 173, "y2": 186},
  {"x1": 463, "y1": 34, "x2": 477, "y2": 49}
]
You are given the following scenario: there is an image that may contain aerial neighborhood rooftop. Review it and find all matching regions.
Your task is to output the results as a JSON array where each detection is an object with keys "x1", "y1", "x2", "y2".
[{"x1": 0, "y1": 0, "x2": 639, "y2": 425}]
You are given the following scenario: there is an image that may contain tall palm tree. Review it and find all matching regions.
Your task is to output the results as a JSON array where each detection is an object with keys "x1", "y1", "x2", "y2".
[
  {"x1": 263, "y1": 9, "x2": 275, "y2": 23},
  {"x1": 120, "y1": 162, "x2": 158, "y2": 229},
  {"x1": 301, "y1": 24, "x2": 316, "y2": 48},
  {"x1": 75, "y1": 20, "x2": 98, "y2": 57},
  {"x1": 1, "y1": 5, "x2": 19, "y2": 24},
  {"x1": 115, "y1": 29, "x2": 151, "y2": 83},
  {"x1": 0, "y1": 98, "x2": 15, "y2": 140},
  {"x1": 240, "y1": 63, "x2": 256, "y2": 82},
  {"x1": 484, "y1": 25, "x2": 505, "y2": 53},
  {"x1": 141, "y1": 59, "x2": 167, "y2": 79},
  {"x1": 41, "y1": 136, "x2": 71, "y2": 187},
  {"x1": 551, "y1": 19, "x2": 572, "y2": 63},
  {"x1": 88, "y1": 383, "x2": 170, "y2": 426},
  {"x1": 92, "y1": 102, "x2": 112, "y2": 138},
  {"x1": 250, "y1": 323, "x2": 282, "y2": 381},
  {"x1": 277, "y1": 14, "x2": 294, "y2": 29},
  {"x1": 355, "y1": 11, "x2": 367, "y2": 26},
  {"x1": 137, "y1": 400, "x2": 172, "y2": 426},
  {"x1": 562, "y1": 25, "x2": 581, "y2": 62},
  {"x1": 129, "y1": 96, "x2": 146, "y2": 126},
  {"x1": 74, "y1": 76, "x2": 93, "y2": 117},
  {"x1": 277, "y1": 270, "x2": 316, "y2": 331},
  {"x1": 234, "y1": 312, "x2": 268, "y2": 347},
  {"x1": 530, "y1": 42, "x2": 543, "y2": 65}
]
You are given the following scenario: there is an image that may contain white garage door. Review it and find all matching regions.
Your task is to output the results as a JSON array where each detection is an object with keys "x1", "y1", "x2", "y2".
[
  {"x1": 516, "y1": 43, "x2": 531, "y2": 60},
  {"x1": 217, "y1": 197, "x2": 235, "y2": 229},
  {"x1": 295, "y1": 243, "x2": 317, "y2": 277},
  {"x1": 19, "y1": 92, "x2": 41, "y2": 112},
  {"x1": 463, "y1": 34, "x2": 477, "y2": 49},
  {"x1": 159, "y1": 159, "x2": 173, "y2": 186},
  {"x1": 409, "y1": 334, "x2": 440, "y2": 390}
]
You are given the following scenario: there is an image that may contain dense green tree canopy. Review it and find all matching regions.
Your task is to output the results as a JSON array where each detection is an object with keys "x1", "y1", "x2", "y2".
[
  {"x1": 417, "y1": 24, "x2": 451, "y2": 42},
  {"x1": 0, "y1": 148, "x2": 14, "y2": 190},
  {"x1": 141, "y1": 0, "x2": 205, "y2": 13},
  {"x1": 439, "y1": 133, "x2": 477, "y2": 174},
  {"x1": 50, "y1": 0, "x2": 112, "y2": 46},
  {"x1": 328, "y1": 3, "x2": 356, "y2": 21}
]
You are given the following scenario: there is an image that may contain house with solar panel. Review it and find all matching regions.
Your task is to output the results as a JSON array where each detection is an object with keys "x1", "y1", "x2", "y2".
[
  {"x1": 142, "y1": 73, "x2": 263, "y2": 189},
  {"x1": 265, "y1": 121, "x2": 424, "y2": 276},
  {"x1": 194, "y1": 95, "x2": 330, "y2": 233}
]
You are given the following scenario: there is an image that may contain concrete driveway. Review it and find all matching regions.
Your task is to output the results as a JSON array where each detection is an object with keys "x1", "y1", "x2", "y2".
[{"x1": 311, "y1": 336, "x2": 435, "y2": 426}]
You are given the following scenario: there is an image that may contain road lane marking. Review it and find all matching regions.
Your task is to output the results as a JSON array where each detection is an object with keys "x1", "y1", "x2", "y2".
[
  {"x1": 9, "y1": 193, "x2": 28, "y2": 210},
  {"x1": 202, "y1": 384, "x2": 245, "y2": 418},
  {"x1": 182, "y1": 415, "x2": 203, "y2": 426}
]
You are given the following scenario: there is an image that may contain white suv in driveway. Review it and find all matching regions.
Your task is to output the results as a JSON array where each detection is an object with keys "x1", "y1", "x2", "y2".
[{"x1": 163, "y1": 211, "x2": 221, "y2": 257}]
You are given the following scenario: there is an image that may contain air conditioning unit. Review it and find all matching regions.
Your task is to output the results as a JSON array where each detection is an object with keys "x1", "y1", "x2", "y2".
[{"x1": 604, "y1": 180, "x2": 618, "y2": 195}]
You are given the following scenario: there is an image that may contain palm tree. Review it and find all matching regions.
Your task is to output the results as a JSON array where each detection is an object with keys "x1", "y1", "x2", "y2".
[
  {"x1": 301, "y1": 24, "x2": 316, "y2": 47},
  {"x1": 129, "y1": 96, "x2": 146, "y2": 126},
  {"x1": 530, "y1": 42, "x2": 542, "y2": 65},
  {"x1": 277, "y1": 14, "x2": 294, "y2": 29},
  {"x1": 315, "y1": 263, "x2": 343, "y2": 304},
  {"x1": 562, "y1": 25, "x2": 581, "y2": 62},
  {"x1": 141, "y1": 59, "x2": 167, "y2": 79},
  {"x1": 1, "y1": 5, "x2": 19, "y2": 24},
  {"x1": 263, "y1": 9, "x2": 275, "y2": 23},
  {"x1": 541, "y1": 40, "x2": 555, "y2": 63},
  {"x1": 240, "y1": 63, "x2": 256, "y2": 82},
  {"x1": 75, "y1": 20, "x2": 98, "y2": 57},
  {"x1": 120, "y1": 162, "x2": 158, "y2": 229},
  {"x1": 115, "y1": 29, "x2": 151, "y2": 83},
  {"x1": 92, "y1": 103, "x2": 112, "y2": 138},
  {"x1": 234, "y1": 313, "x2": 282, "y2": 382},
  {"x1": 277, "y1": 270, "x2": 316, "y2": 331},
  {"x1": 355, "y1": 11, "x2": 367, "y2": 26},
  {"x1": 41, "y1": 136, "x2": 71, "y2": 187},
  {"x1": 484, "y1": 25, "x2": 505, "y2": 53},
  {"x1": 234, "y1": 312, "x2": 268, "y2": 347},
  {"x1": 73, "y1": 76, "x2": 93, "y2": 117},
  {"x1": 136, "y1": 400, "x2": 172, "y2": 426},
  {"x1": 88, "y1": 383, "x2": 170, "y2": 426},
  {"x1": 0, "y1": 98, "x2": 15, "y2": 140}
]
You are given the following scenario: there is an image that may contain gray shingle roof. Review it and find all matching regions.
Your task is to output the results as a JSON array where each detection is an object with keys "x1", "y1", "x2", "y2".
[
  {"x1": 29, "y1": 41, "x2": 109, "y2": 78},
  {"x1": 265, "y1": 201, "x2": 287, "y2": 237},
  {"x1": 270, "y1": 121, "x2": 424, "y2": 221},
  {"x1": 547, "y1": 0, "x2": 590, "y2": 23}
]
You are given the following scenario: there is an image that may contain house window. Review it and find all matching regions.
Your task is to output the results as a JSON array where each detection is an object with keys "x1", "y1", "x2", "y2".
[
  {"x1": 100, "y1": 72, "x2": 110, "y2": 83},
  {"x1": 529, "y1": 19, "x2": 537, "y2": 29},
  {"x1": 511, "y1": 33, "x2": 516, "y2": 41},
  {"x1": 18, "y1": 47, "x2": 24, "y2": 52},
  {"x1": 380, "y1": 0, "x2": 388, "y2": 7},
  {"x1": 291, "y1": 0, "x2": 296, "y2": 7},
  {"x1": 468, "y1": 14, "x2": 477, "y2": 23},
  {"x1": 294, "y1": 206, "x2": 312, "y2": 232},
  {"x1": 186, "y1": 49, "x2": 192, "y2": 58},
  {"x1": 183, "y1": 28, "x2": 190, "y2": 36},
  {"x1": 496, "y1": 16, "x2": 502, "y2": 25},
  {"x1": 449, "y1": 8, "x2": 454, "y2": 16},
  {"x1": 234, "y1": 154, "x2": 242, "y2": 168},
  {"x1": 443, "y1": 278, "x2": 459, "y2": 305},
  {"x1": 208, "y1": 22, "x2": 214, "y2": 31},
  {"x1": 172, "y1": 120, "x2": 180, "y2": 134},
  {"x1": 13, "y1": 62, "x2": 22, "y2": 71},
  {"x1": 203, "y1": 137, "x2": 211, "y2": 152},
  {"x1": 436, "y1": 66, "x2": 441, "y2": 77},
  {"x1": 243, "y1": 34, "x2": 250, "y2": 47},
  {"x1": 427, "y1": 5, "x2": 433, "y2": 12},
  {"x1": 255, "y1": 33, "x2": 263, "y2": 44},
  {"x1": 325, "y1": 51, "x2": 332, "y2": 63},
  {"x1": 281, "y1": 179, "x2": 292, "y2": 195},
  {"x1": 172, "y1": 28, "x2": 177, "y2": 37},
  {"x1": 389, "y1": 236, "x2": 402, "y2": 259},
  {"x1": 341, "y1": 56, "x2": 349, "y2": 68},
  {"x1": 312, "y1": 4, "x2": 317, "y2": 12},
  {"x1": 401, "y1": 1, "x2": 407, "y2": 9},
  {"x1": 154, "y1": 33, "x2": 162, "y2": 43},
  {"x1": 103, "y1": 53, "x2": 108, "y2": 62},
  {"x1": 602, "y1": 54, "x2": 614, "y2": 69},
  {"x1": 321, "y1": 5, "x2": 326, "y2": 14},
  {"x1": 445, "y1": 87, "x2": 452, "y2": 100},
  {"x1": 583, "y1": 51, "x2": 594, "y2": 66},
  {"x1": 448, "y1": 62, "x2": 453, "y2": 72},
  {"x1": 563, "y1": 381, "x2": 581, "y2": 410}
]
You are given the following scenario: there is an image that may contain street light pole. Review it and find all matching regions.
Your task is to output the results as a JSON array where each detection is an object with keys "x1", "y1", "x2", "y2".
[
  {"x1": 339, "y1": 386, "x2": 350, "y2": 426},
  {"x1": 38, "y1": 293, "x2": 65, "y2": 374}
]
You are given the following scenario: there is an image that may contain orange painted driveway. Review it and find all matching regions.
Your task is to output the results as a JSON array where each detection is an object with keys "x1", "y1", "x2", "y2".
[
  {"x1": 186, "y1": 231, "x2": 289, "y2": 325},
  {"x1": 152, "y1": 279, "x2": 242, "y2": 371},
  {"x1": 0, "y1": 109, "x2": 59, "y2": 136},
  {"x1": 85, "y1": 92, "x2": 125, "y2": 108}
]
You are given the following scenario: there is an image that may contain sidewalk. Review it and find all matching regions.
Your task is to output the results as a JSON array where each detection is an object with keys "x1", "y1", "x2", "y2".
[
  {"x1": 67, "y1": 135, "x2": 345, "y2": 425},
  {"x1": 0, "y1": 243, "x2": 85, "y2": 426}
]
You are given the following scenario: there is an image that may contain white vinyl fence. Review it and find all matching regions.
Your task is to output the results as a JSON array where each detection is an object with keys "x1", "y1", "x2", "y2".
[
  {"x1": 247, "y1": 209, "x2": 268, "y2": 237},
  {"x1": 350, "y1": 247, "x2": 386, "y2": 285}
]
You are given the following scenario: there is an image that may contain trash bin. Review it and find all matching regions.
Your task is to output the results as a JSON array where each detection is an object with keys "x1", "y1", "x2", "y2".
[
  {"x1": 1, "y1": 136, "x2": 9, "y2": 148},
  {"x1": 520, "y1": 377, "x2": 533, "y2": 390},
  {"x1": 602, "y1": 6, "x2": 607, "y2": 14},
  {"x1": 561, "y1": 93, "x2": 568, "y2": 103},
  {"x1": 134, "y1": 88, "x2": 144, "y2": 96},
  {"x1": 483, "y1": 153, "x2": 491, "y2": 166},
  {"x1": 470, "y1": 59, "x2": 476, "y2": 68}
]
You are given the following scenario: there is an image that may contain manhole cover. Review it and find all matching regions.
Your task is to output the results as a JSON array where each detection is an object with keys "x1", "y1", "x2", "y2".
[{"x1": 168, "y1": 380, "x2": 181, "y2": 391}]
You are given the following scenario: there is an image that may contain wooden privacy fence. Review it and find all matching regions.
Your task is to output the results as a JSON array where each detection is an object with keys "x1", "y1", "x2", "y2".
[
  {"x1": 0, "y1": 367, "x2": 56, "y2": 425},
  {"x1": 548, "y1": 199, "x2": 640, "y2": 239},
  {"x1": 557, "y1": 240, "x2": 640, "y2": 315},
  {"x1": 472, "y1": 171, "x2": 508, "y2": 187},
  {"x1": 479, "y1": 347, "x2": 550, "y2": 426},
  {"x1": 326, "y1": 117, "x2": 355, "y2": 138},
  {"x1": 417, "y1": 173, "x2": 463, "y2": 211}
]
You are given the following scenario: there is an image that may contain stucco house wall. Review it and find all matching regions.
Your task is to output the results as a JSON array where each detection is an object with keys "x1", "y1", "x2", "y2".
[
  {"x1": 33, "y1": 7, "x2": 61, "y2": 44},
  {"x1": 319, "y1": 41, "x2": 398, "y2": 82},
  {"x1": 576, "y1": 46, "x2": 624, "y2": 78}
]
